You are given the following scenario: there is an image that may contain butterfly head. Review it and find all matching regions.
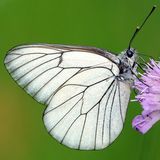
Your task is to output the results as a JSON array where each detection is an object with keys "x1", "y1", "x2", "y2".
[
  {"x1": 125, "y1": 48, "x2": 137, "y2": 68},
  {"x1": 118, "y1": 48, "x2": 137, "y2": 69},
  {"x1": 126, "y1": 48, "x2": 135, "y2": 58}
]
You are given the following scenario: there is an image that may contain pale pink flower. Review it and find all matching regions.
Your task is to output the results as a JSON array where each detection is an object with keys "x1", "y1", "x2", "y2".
[{"x1": 132, "y1": 59, "x2": 160, "y2": 134}]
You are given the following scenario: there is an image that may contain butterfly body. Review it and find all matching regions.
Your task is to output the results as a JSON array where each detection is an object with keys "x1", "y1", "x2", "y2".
[{"x1": 117, "y1": 48, "x2": 137, "y2": 84}]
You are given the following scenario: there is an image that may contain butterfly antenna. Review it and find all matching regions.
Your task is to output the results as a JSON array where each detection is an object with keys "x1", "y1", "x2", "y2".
[{"x1": 128, "y1": 5, "x2": 156, "y2": 49}]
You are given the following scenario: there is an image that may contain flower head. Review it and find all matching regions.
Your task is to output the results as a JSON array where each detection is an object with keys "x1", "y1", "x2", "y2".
[{"x1": 132, "y1": 59, "x2": 160, "y2": 134}]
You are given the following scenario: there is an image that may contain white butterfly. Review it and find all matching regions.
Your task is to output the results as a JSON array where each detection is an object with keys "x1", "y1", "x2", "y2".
[
  {"x1": 4, "y1": 6, "x2": 156, "y2": 150},
  {"x1": 4, "y1": 44, "x2": 137, "y2": 150}
]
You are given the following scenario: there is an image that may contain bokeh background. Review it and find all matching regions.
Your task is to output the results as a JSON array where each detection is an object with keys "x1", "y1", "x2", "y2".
[{"x1": 1, "y1": 0, "x2": 160, "y2": 160}]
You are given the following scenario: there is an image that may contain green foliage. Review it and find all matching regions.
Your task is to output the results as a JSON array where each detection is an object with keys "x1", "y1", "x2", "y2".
[{"x1": 0, "y1": 0, "x2": 160, "y2": 159}]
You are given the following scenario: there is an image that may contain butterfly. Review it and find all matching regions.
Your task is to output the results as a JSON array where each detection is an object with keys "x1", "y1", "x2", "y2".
[{"x1": 4, "y1": 6, "x2": 156, "y2": 150}]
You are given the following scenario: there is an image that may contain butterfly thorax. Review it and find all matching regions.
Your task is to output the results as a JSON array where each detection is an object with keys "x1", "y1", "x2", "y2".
[{"x1": 117, "y1": 48, "x2": 138, "y2": 84}]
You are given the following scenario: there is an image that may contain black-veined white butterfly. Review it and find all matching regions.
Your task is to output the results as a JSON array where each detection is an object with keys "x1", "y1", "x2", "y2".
[{"x1": 4, "y1": 6, "x2": 156, "y2": 150}]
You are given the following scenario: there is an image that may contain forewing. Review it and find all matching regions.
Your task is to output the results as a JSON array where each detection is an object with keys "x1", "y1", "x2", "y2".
[
  {"x1": 4, "y1": 44, "x2": 130, "y2": 150},
  {"x1": 4, "y1": 44, "x2": 119, "y2": 105}
]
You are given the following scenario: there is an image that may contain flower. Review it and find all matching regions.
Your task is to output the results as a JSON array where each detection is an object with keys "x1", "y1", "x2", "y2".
[{"x1": 132, "y1": 59, "x2": 160, "y2": 134}]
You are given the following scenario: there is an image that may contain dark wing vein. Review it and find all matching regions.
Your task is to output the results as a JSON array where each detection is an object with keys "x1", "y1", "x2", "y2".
[
  {"x1": 85, "y1": 78, "x2": 115, "y2": 114},
  {"x1": 77, "y1": 78, "x2": 116, "y2": 149},
  {"x1": 78, "y1": 78, "x2": 115, "y2": 149},
  {"x1": 102, "y1": 81, "x2": 116, "y2": 144},
  {"x1": 60, "y1": 115, "x2": 82, "y2": 144},
  {"x1": 45, "y1": 68, "x2": 83, "y2": 105},
  {"x1": 32, "y1": 69, "x2": 64, "y2": 97},
  {"x1": 17, "y1": 55, "x2": 62, "y2": 81},
  {"x1": 108, "y1": 80, "x2": 118, "y2": 144},
  {"x1": 6, "y1": 51, "x2": 65, "y2": 63},
  {"x1": 78, "y1": 115, "x2": 87, "y2": 149},
  {"x1": 45, "y1": 86, "x2": 86, "y2": 114},
  {"x1": 94, "y1": 103, "x2": 100, "y2": 149},
  {"x1": 5, "y1": 52, "x2": 50, "y2": 64},
  {"x1": 10, "y1": 54, "x2": 47, "y2": 74},
  {"x1": 44, "y1": 73, "x2": 116, "y2": 149},
  {"x1": 48, "y1": 95, "x2": 83, "y2": 133},
  {"x1": 5, "y1": 55, "x2": 22, "y2": 64},
  {"x1": 117, "y1": 81, "x2": 124, "y2": 123},
  {"x1": 45, "y1": 76, "x2": 115, "y2": 115}
]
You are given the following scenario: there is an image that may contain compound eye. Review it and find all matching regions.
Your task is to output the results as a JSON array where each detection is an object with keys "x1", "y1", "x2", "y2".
[{"x1": 127, "y1": 50, "x2": 134, "y2": 58}]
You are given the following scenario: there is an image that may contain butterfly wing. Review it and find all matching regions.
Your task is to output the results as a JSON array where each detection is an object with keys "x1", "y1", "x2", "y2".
[{"x1": 4, "y1": 44, "x2": 131, "y2": 150}]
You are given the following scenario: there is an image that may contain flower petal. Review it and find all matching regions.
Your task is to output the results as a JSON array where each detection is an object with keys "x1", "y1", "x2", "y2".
[{"x1": 132, "y1": 111, "x2": 160, "y2": 134}]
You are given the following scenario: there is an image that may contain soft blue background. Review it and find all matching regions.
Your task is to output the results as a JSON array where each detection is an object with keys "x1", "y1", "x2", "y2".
[{"x1": 1, "y1": 0, "x2": 160, "y2": 160}]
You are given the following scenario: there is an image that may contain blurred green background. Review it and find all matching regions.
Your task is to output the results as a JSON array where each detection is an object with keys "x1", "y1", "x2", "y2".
[{"x1": 1, "y1": 0, "x2": 160, "y2": 160}]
